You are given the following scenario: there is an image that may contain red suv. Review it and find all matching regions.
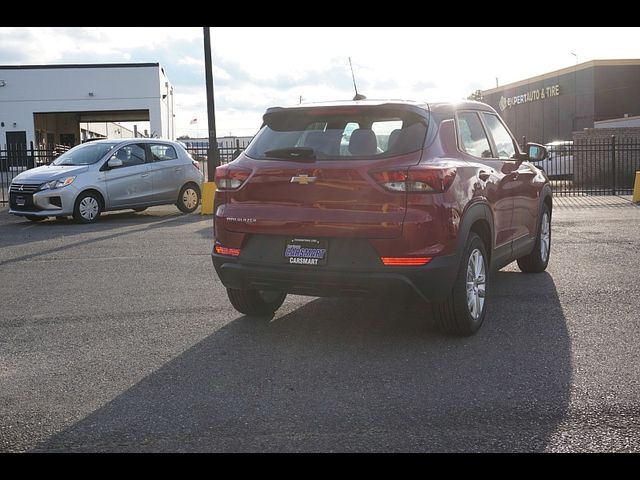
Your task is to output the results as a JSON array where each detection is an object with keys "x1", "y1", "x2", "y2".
[{"x1": 212, "y1": 100, "x2": 551, "y2": 335}]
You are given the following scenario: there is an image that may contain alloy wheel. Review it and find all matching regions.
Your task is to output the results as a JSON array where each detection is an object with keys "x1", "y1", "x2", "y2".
[
  {"x1": 540, "y1": 212, "x2": 550, "y2": 262},
  {"x1": 466, "y1": 248, "x2": 486, "y2": 320}
]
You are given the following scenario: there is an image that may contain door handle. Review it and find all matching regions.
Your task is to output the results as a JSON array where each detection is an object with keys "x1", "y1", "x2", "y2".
[
  {"x1": 479, "y1": 171, "x2": 491, "y2": 181},
  {"x1": 141, "y1": 173, "x2": 149, "y2": 178},
  {"x1": 174, "y1": 167, "x2": 182, "y2": 171}
]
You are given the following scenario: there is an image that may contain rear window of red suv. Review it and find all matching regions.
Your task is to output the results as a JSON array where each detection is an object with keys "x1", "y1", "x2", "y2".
[{"x1": 245, "y1": 108, "x2": 428, "y2": 160}]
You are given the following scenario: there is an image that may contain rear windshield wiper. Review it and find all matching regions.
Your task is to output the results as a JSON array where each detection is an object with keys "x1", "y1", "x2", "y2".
[{"x1": 263, "y1": 147, "x2": 316, "y2": 161}]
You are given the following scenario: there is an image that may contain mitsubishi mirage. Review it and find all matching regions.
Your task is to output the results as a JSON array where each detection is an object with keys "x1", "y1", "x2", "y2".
[
  {"x1": 9, "y1": 138, "x2": 203, "y2": 223},
  {"x1": 211, "y1": 100, "x2": 552, "y2": 335}
]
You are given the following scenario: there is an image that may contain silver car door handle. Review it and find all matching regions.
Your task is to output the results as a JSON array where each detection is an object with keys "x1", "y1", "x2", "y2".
[
  {"x1": 174, "y1": 167, "x2": 182, "y2": 171},
  {"x1": 141, "y1": 173, "x2": 150, "y2": 177}
]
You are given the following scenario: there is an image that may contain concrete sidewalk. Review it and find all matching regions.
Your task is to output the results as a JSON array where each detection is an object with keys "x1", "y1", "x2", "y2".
[{"x1": 553, "y1": 194, "x2": 638, "y2": 209}]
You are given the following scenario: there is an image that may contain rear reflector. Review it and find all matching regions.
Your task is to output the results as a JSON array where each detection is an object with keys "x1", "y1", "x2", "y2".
[
  {"x1": 214, "y1": 244, "x2": 241, "y2": 257},
  {"x1": 381, "y1": 257, "x2": 432, "y2": 266},
  {"x1": 214, "y1": 165, "x2": 251, "y2": 190}
]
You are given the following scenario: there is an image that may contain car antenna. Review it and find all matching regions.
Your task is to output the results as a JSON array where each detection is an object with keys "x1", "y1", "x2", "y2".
[{"x1": 349, "y1": 57, "x2": 366, "y2": 101}]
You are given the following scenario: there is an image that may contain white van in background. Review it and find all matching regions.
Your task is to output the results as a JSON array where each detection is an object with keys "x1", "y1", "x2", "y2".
[{"x1": 540, "y1": 141, "x2": 574, "y2": 180}]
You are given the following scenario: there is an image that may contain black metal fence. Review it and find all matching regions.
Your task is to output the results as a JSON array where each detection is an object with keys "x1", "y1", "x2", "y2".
[
  {"x1": 543, "y1": 136, "x2": 640, "y2": 196},
  {"x1": 1, "y1": 143, "x2": 70, "y2": 205},
  {"x1": 180, "y1": 138, "x2": 251, "y2": 180},
  {"x1": 1, "y1": 137, "x2": 639, "y2": 205}
]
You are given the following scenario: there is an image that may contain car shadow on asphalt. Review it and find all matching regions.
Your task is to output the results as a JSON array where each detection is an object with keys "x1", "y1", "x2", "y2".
[
  {"x1": 194, "y1": 224, "x2": 213, "y2": 240},
  {"x1": 0, "y1": 209, "x2": 207, "y2": 266},
  {"x1": 34, "y1": 270, "x2": 571, "y2": 452}
]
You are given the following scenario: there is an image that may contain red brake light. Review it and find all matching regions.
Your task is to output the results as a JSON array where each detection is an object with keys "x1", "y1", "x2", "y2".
[
  {"x1": 214, "y1": 165, "x2": 251, "y2": 190},
  {"x1": 370, "y1": 166, "x2": 456, "y2": 193},
  {"x1": 408, "y1": 166, "x2": 457, "y2": 192},
  {"x1": 214, "y1": 243, "x2": 241, "y2": 257},
  {"x1": 381, "y1": 257, "x2": 432, "y2": 266},
  {"x1": 370, "y1": 170, "x2": 408, "y2": 192}
]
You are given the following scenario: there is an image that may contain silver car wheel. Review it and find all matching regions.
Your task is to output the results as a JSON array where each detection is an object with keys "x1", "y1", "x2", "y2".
[
  {"x1": 183, "y1": 188, "x2": 198, "y2": 210},
  {"x1": 79, "y1": 196, "x2": 99, "y2": 221},
  {"x1": 466, "y1": 248, "x2": 486, "y2": 320},
  {"x1": 540, "y1": 212, "x2": 550, "y2": 262}
]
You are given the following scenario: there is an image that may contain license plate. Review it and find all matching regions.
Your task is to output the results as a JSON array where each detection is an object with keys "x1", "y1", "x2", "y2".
[
  {"x1": 16, "y1": 196, "x2": 25, "y2": 206},
  {"x1": 284, "y1": 238, "x2": 328, "y2": 266}
]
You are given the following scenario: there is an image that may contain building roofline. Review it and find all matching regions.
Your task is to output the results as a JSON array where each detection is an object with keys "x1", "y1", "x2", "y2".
[
  {"x1": 482, "y1": 58, "x2": 640, "y2": 95},
  {"x1": 0, "y1": 62, "x2": 160, "y2": 70},
  {"x1": 595, "y1": 114, "x2": 640, "y2": 124}
]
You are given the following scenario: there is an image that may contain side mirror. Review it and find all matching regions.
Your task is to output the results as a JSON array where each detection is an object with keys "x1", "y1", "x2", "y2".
[
  {"x1": 526, "y1": 143, "x2": 547, "y2": 162},
  {"x1": 107, "y1": 157, "x2": 123, "y2": 169}
]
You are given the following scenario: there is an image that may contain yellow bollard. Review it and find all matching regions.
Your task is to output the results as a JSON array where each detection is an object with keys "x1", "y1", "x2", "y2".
[
  {"x1": 634, "y1": 171, "x2": 640, "y2": 203},
  {"x1": 201, "y1": 182, "x2": 217, "y2": 215}
]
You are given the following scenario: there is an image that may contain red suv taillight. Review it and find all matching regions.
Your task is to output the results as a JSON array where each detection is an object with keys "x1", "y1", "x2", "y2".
[
  {"x1": 214, "y1": 243, "x2": 241, "y2": 257},
  {"x1": 214, "y1": 165, "x2": 252, "y2": 190},
  {"x1": 370, "y1": 166, "x2": 456, "y2": 193},
  {"x1": 381, "y1": 257, "x2": 432, "y2": 266}
]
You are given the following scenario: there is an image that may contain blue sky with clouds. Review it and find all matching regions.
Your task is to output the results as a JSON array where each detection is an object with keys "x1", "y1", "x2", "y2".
[{"x1": 1, "y1": 27, "x2": 639, "y2": 137}]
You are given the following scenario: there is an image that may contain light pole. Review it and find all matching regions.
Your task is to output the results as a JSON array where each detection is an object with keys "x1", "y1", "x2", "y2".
[
  {"x1": 571, "y1": 52, "x2": 578, "y2": 131},
  {"x1": 203, "y1": 27, "x2": 220, "y2": 181}
]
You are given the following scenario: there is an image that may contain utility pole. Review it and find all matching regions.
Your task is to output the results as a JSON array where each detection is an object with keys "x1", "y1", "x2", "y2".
[
  {"x1": 203, "y1": 27, "x2": 220, "y2": 181},
  {"x1": 571, "y1": 52, "x2": 578, "y2": 131}
]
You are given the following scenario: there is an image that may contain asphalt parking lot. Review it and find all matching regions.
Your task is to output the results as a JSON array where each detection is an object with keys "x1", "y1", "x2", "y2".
[{"x1": 1, "y1": 198, "x2": 639, "y2": 452}]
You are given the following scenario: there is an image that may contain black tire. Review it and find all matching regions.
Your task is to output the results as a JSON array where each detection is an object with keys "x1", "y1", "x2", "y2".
[
  {"x1": 432, "y1": 232, "x2": 488, "y2": 336},
  {"x1": 72, "y1": 191, "x2": 102, "y2": 224},
  {"x1": 176, "y1": 184, "x2": 201, "y2": 214},
  {"x1": 517, "y1": 203, "x2": 551, "y2": 273},
  {"x1": 226, "y1": 288, "x2": 287, "y2": 316},
  {"x1": 133, "y1": 207, "x2": 147, "y2": 212},
  {"x1": 25, "y1": 215, "x2": 45, "y2": 222}
]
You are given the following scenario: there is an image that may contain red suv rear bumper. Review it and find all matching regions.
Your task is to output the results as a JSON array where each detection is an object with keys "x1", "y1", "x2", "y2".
[{"x1": 212, "y1": 250, "x2": 460, "y2": 302}]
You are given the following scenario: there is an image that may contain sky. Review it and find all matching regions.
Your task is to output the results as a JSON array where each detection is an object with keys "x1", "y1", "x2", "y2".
[{"x1": 1, "y1": 27, "x2": 639, "y2": 138}]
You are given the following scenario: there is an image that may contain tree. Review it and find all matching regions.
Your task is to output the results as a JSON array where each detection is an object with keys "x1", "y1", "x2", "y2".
[{"x1": 467, "y1": 90, "x2": 484, "y2": 101}]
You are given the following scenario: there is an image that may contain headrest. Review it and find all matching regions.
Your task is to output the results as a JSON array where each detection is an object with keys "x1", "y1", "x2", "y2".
[{"x1": 348, "y1": 129, "x2": 377, "y2": 156}]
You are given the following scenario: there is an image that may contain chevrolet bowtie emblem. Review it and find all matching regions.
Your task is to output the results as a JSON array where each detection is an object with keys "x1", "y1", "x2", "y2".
[{"x1": 290, "y1": 174, "x2": 317, "y2": 185}]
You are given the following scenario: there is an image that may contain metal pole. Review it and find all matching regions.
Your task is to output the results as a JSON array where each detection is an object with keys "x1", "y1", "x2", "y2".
[
  {"x1": 203, "y1": 27, "x2": 220, "y2": 181},
  {"x1": 572, "y1": 53, "x2": 578, "y2": 132},
  {"x1": 611, "y1": 135, "x2": 616, "y2": 195}
]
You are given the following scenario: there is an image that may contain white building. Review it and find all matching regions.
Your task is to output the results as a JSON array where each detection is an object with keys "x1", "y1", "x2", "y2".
[
  {"x1": 80, "y1": 122, "x2": 139, "y2": 142},
  {"x1": 0, "y1": 62, "x2": 175, "y2": 149},
  {"x1": 594, "y1": 115, "x2": 640, "y2": 129}
]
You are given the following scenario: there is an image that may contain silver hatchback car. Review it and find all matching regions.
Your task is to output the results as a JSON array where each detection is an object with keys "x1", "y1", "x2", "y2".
[{"x1": 8, "y1": 138, "x2": 204, "y2": 223}]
